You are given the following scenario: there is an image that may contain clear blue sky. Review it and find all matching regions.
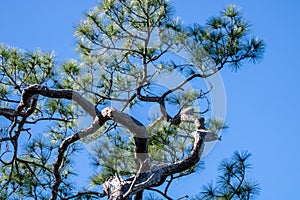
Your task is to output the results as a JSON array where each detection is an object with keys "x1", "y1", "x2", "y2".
[{"x1": 1, "y1": 0, "x2": 299, "y2": 199}]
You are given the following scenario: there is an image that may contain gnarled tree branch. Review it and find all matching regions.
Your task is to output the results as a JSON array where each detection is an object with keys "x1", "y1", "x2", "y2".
[{"x1": 102, "y1": 108, "x2": 218, "y2": 199}]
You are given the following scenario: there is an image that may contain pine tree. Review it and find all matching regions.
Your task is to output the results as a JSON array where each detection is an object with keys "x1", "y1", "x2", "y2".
[{"x1": 0, "y1": 1, "x2": 264, "y2": 199}]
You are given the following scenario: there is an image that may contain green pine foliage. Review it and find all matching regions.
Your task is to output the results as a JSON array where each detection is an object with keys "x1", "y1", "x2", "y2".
[
  {"x1": 194, "y1": 151, "x2": 260, "y2": 200},
  {"x1": 0, "y1": 0, "x2": 264, "y2": 199}
]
